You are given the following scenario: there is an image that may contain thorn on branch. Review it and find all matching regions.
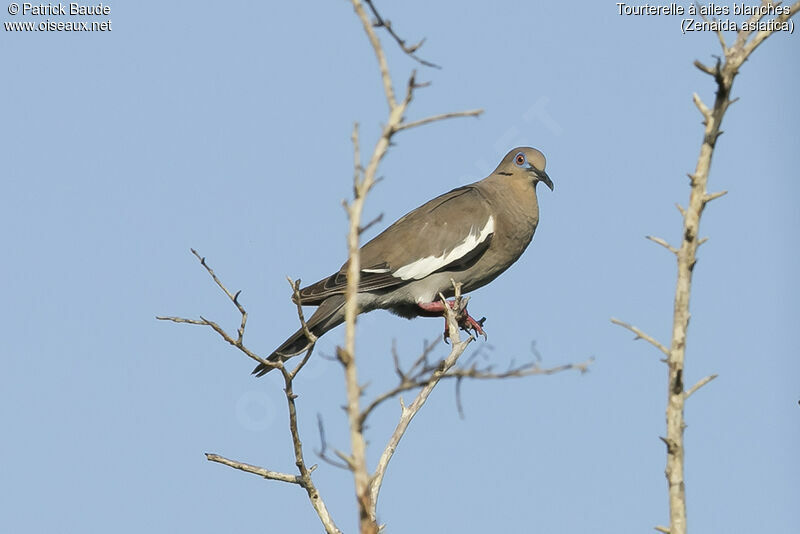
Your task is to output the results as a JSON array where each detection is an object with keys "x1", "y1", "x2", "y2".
[{"x1": 659, "y1": 436, "x2": 679, "y2": 455}]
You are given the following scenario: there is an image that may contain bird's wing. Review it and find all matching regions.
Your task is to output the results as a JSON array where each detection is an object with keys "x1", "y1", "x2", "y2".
[{"x1": 298, "y1": 185, "x2": 494, "y2": 304}]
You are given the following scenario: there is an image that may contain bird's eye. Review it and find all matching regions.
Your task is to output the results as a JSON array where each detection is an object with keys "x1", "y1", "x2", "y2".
[{"x1": 515, "y1": 153, "x2": 526, "y2": 166}]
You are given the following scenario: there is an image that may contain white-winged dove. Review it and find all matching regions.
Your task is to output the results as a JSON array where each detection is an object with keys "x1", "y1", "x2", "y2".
[{"x1": 253, "y1": 147, "x2": 552, "y2": 376}]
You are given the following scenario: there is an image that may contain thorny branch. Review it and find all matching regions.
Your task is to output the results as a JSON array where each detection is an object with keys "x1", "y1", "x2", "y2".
[
  {"x1": 613, "y1": 3, "x2": 799, "y2": 534},
  {"x1": 163, "y1": 1, "x2": 595, "y2": 532},
  {"x1": 342, "y1": 2, "x2": 483, "y2": 532},
  {"x1": 359, "y1": 342, "x2": 592, "y2": 426},
  {"x1": 363, "y1": 0, "x2": 441, "y2": 69},
  {"x1": 158, "y1": 252, "x2": 340, "y2": 534},
  {"x1": 367, "y1": 284, "x2": 473, "y2": 521},
  {"x1": 156, "y1": 249, "x2": 274, "y2": 371}
]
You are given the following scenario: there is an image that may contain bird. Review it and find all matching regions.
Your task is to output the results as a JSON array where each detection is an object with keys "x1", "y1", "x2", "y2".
[{"x1": 253, "y1": 147, "x2": 553, "y2": 376}]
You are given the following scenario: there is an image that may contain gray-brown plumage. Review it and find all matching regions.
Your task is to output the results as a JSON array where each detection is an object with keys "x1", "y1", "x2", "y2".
[{"x1": 253, "y1": 147, "x2": 553, "y2": 376}]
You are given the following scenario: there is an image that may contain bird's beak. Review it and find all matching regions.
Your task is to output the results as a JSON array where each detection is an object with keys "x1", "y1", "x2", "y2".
[{"x1": 534, "y1": 167, "x2": 554, "y2": 191}]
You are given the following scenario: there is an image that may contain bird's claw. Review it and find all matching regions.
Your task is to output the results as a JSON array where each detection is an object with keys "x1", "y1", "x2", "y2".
[{"x1": 442, "y1": 311, "x2": 487, "y2": 342}]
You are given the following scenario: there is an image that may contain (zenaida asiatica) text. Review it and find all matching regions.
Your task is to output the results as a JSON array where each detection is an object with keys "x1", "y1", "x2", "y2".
[{"x1": 253, "y1": 147, "x2": 553, "y2": 376}]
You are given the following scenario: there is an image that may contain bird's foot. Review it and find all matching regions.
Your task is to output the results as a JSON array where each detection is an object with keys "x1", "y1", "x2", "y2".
[
  {"x1": 417, "y1": 300, "x2": 487, "y2": 342},
  {"x1": 443, "y1": 313, "x2": 486, "y2": 343}
]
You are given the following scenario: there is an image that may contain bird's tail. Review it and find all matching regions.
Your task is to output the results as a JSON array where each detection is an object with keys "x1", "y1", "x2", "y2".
[{"x1": 252, "y1": 295, "x2": 347, "y2": 377}]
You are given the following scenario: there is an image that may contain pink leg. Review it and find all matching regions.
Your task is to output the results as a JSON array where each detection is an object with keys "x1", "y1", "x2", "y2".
[{"x1": 417, "y1": 300, "x2": 487, "y2": 342}]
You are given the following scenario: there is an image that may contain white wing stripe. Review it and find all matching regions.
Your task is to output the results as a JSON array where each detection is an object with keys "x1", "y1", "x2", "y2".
[
  {"x1": 362, "y1": 267, "x2": 391, "y2": 274},
  {"x1": 393, "y1": 216, "x2": 494, "y2": 281}
]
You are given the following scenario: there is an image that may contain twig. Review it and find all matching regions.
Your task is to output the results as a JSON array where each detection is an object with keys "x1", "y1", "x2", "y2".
[
  {"x1": 156, "y1": 250, "x2": 276, "y2": 371},
  {"x1": 703, "y1": 190, "x2": 728, "y2": 203},
  {"x1": 646, "y1": 235, "x2": 678, "y2": 255},
  {"x1": 189, "y1": 248, "x2": 249, "y2": 343},
  {"x1": 315, "y1": 414, "x2": 352, "y2": 470},
  {"x1": 287, "y1": 277, "x2": 318, "y2": 347},
  {"x1": 359, "y1": 213, "x2": 384, "y2": 235},
  {"x1": 352, "y1": 0, "x2": 396, "y2": 110},
  {"x1": 363, "y1": 0, "x2": 442, "y2": 69},
  {"x1": 611, "y1": 318, "x2": 670, "y2": 357},
  {"x1": 368, "y1": 283, "x2": 472, "y2": 519},
  {"x1": 684, "y1": 374, "x2": 718, "y2": 399},
  {"x1": 205, "y1": 453, "x2": 301, "y2": 485},
  {"x1": 278, "y1": 363, "x2": 341, "y2": 534},
  {"x1": 344, "y1": 3, "x2": 485, "y2": 531},
  {"x1": 395, "y1": 109, "x2": 484, "y2": 132},
  {"x1": 158, "y1": 250, "x2": 338, "y2": 533}
]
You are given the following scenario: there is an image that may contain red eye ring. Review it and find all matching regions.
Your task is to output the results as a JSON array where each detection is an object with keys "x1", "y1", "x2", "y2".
[{"x1": 515, "y1": 153, "x2": 525, "y2": 166}]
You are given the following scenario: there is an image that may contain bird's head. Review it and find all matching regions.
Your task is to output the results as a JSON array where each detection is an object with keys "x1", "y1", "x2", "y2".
[{"x1": 496, "y1": 147, "x2": 553, "y2": 191}]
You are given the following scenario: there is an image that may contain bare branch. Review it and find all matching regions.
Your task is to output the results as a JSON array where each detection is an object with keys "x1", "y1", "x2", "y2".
[
  {"x1": 646, "y1": 235, "x2": 678, "y2": 255},
  {"x1": 692, "y1": 92, "x2": 712, "y2": 121},
  {"x1": 445, "y1": 357, "x2": 594, "y2": 380},
  {"x1": 343, "y1": 5, "x2": 486, "y2": 530},
  {"x1": 278, "y1": 364, "x2": 341, "y2": 534},
  {"x1": 352, "y1": 122, "x2": 363, "y2": 189},
  {"x1": 351, "y1": 0, "x2": 396, "y2": 110},
  {"x1": 703, "y1": 190, "x2": 728, "y2": 203},
  {"x1": 363, "y1": 0, "x2": 442, "y2": 68},
  {"x1": 205, "y1": 453, "x2": 301, "y2": 485},
  {"x1": 359, "y1": 213, "x2": 384, "y2": 235},
  {"x1": 369, "y1": 283, "x2": 472, "y2": 518},
  {"x1": 315, "y1": 414, "x2": 352, "y2": 470},
  {"x1": 156, "y1": 313, "x2": 273, "y2": 370},
  {"x1": 685, "y1": 374, "x2": 718, "y2": 399},
  {"x1": 654, "y1": 8, "x2": 799, "y2": 533},
  {"x1": 287, "y1": 276, "x2": 318, "y2": 346},
  {"x1": 395, "y1": 109, "x2": 484, "y2": 132},
  {"x1": 740, "y1": 2, "x2": 800, "y2": 58},
  {"x1": 155, "y1": 316, "x2": 207, "y2": 326},
  {"x1": 611, "y1": 318, "x2": 670, "y2": 357},
  {"x1": 156, "y1": 249, "x2": 278, "y2": 370},
  {"x1": 361, "y1": 350, "x2": 592, "y2": 426},
  {"x1": 189, "y1": 248, "x2": 249, "y2": 343},
  {"x1": 289, "y1": 345, "x2": 315, "y2": 381},
  {"x1": 693, "y1": 60, "x2": 716, "y2": 77}
]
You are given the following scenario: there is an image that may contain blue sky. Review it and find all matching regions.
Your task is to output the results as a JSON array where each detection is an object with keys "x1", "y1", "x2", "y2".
[{"x1": 2, "y1": 2, "x2": 798, "y2": 532}]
